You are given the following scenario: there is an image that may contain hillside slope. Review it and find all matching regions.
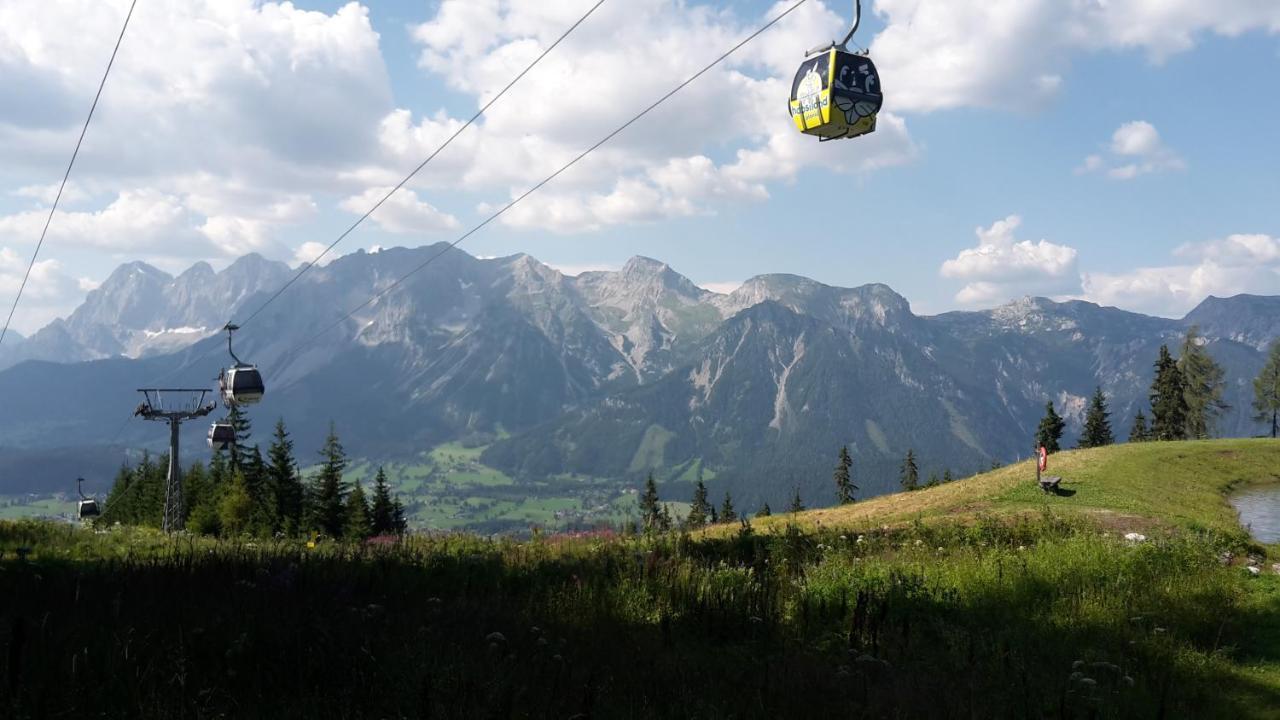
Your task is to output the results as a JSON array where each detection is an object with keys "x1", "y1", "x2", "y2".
[{"x1": 754, "y1": 439, "x2": 1280, "y2": 535}]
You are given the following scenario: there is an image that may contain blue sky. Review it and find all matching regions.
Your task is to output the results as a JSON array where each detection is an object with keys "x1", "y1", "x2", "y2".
[{"x1": 0, "y1": 0, "x2": 1277, "y2": 333}]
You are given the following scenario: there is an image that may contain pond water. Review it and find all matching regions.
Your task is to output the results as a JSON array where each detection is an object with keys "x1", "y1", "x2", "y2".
[{"x1": 1230, "y1": 486, "x2": 1280, "y2": 544}]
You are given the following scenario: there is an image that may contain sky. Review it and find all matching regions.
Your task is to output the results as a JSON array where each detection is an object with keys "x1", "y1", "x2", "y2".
[{"x1": 0, "y1": 0, "x2": 1278, "y2": 334}]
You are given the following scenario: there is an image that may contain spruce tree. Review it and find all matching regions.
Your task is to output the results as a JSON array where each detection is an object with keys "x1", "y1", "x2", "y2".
[
  {"x1": 266, "y1": 419, "x2": 303, "y2": 536},
  {"x1": 658, "y1": 503, "x2": 673, "y2": 532},
  {"x1": 391, "y1": 498, "x2": 409, "y2": 535},
  {"x1": 244, "y1": 445, "x2": 275, "y2": 536},
  {"x1": 1150, "y1": 345, "x2": 1188, "y2": 441},
  {"x1": 833, "y1": 446, "x2": 855, "y2": 505},
  {"x1": 100, "y1": 462, "x2": 135, "y2": 526},
  {"x1": 719, "y1": 492, "x2": 737, "y2": 523},
  {"x1": 219, "y1": 469, "x2": 253, "y2": 535},
  {"x1": 640, "y1": 473, "x2": 662, "y2": 532},
  {"x1": 1178, "y1": 327, "x2": 1228, "y2": 439},
  {"x1": 226, "y1": 403, "x2": 253, "y2": 471},
  {"x1": 789, "y1": 486, "x2": 804, "y2": 513},
  {"x1": 370, "y1": 467, "x2": 396, "y2": 535},
  {"x1": 1078, "y1": 386, "x2": 1115, "y2": 448},
  {"x1": 686, "y1": 479, "x2": 711, "y2": 528},
  {"x1": 308, "y1": 423, "x2": 349, "y2": 537},
  {"x1": 344, "y1": 480, "x2": 373, "y2": 540},
  {"x1": 1035, "y1": 401, "x2": 1066, "y2": 453},
  {"x1": 1129, "y1": 410, "x2": 1151, "y2": 442},
  {"x1": 1253, "y1": 340, "x2": 1280, "y2": 438},
  {"x1": 756, "y1": 503, "x2": 772, "y2": 518},
  {"x1": 182, "y1": 461, "x2": 208, "y2": 525},
  {"x1": 943, "y1": 469, "x2": 954, "y2": 484},
  {"x1": 709, "y1": 505, "x2": 718, "y2": 524},
  {"x1": 899, "y1": 449, "x2": 919, "y2": 492},
  {"x1": 927, "y1": 471, "x2": 940, "y2": 487}
]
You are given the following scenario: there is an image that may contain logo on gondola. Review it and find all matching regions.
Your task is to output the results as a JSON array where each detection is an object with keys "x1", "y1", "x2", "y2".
[
  {"x1": 795, "y1": 60, "x2": 825, "y2": 116},
  {"x1": 833, "y1": 61, "x2": 880, "y2": 122}
]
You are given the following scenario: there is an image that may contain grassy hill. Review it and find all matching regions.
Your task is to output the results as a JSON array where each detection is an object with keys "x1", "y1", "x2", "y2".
[
  {"x1": 2, "y1": 439, "x2": 1278, "y2": 718},
  {"x1": 752, "y1": 438, "x2": 1280, "y2": 535}
]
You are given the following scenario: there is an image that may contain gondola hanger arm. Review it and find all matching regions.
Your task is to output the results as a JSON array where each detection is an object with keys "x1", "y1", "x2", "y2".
[{"x1": 806, "y1": 0, "x2": 862, "y2": 56}]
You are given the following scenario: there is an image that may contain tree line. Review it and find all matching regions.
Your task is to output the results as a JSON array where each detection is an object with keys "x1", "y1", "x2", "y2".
[
  {"x1": 100, "y1": 413, "x2": 407, "y2": 540},
  {"x1": 1035, "y1": 327, "x2": 1280, "y2": 452}
]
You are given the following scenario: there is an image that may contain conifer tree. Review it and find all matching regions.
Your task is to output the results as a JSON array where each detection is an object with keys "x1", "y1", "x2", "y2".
[
  {"x1": 1150, "y1": 345, "x2": 1188, "y2": 441},
  {"x1": 899, "y1": 449, "x2": 919, "y2": 492},
  {"x1": 344, "y1": 480, "x2": 373, "y2": 540},
  {"x1": 943, "y1": 469, "x2": 954, "y2": 484},
  {"x1": 391, "y1": 498, "x2": 409, "y2": 535},
  {"x1": 1128, "y1": 410, "x2": 1151, "y2": 442},
  {"x1": 1078, "y1": 386, "x2": 1115, "y2": 448},
  {"x1": 182, "y1": 461, "x2": 208, "y2": 524},
  {"x1": 226, "y1": 403, "x2": 253, "y2": 471},
  {"x1": 686, "y1": 479, "x2": 711, "y2": 528},
  {"x1": 833, "y1": 445, "x2": 855, "y2": 505},
  {"x1": 370, "y1": 466, "x2": 396, "y2": 536},
  {"x1": 709, "y1": 505, "x2": 718, "y2": 524},
  {"x1": 719, "y1": 492, "x2": 737, "y2": 523},
  {"x1": 1253, "y1": 340, "x2": 1280, "y2": 439},
  {"x1": 1036, "y1": 401, "x2": 1066, "y2": 453},
  {"x1": 658, "y1": 503, "x2": 673, "y2": 532},
  {"x1": 640, "y1": 473, "x2": 662, "y2": 532},
  {"x1": 1178, "y1": 327, "x2": 1228, "y2": 439},
  {"x1": 100, "y1": 462, "x2": 135, "y2": 526},
  {"x1": 267, "y1": 419, "x2": 304, "y2": 536},
  {"x1": 927, "y1": 471, "x2": 940, "y2": 487},
  {"x1": 307, "y1": 423, "x2": 348, "y2": 537},
  {"x1": 186, "y1": 452, "x2": 227, "y2": 535},
  {"x1": 789, "y1": 486, "x2": 804, "y2": 513},
  {"x1": 219, "y1": 469, "x2": 253, "y2": 535},
  {"x1": 756, "y1": 503, "x2": 772, "y2": 518},
  {"x1": 244, "y1": 445, "x2": 275, "y2": 536}
]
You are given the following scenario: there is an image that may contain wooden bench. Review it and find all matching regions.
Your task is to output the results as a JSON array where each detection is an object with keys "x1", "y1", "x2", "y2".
[{"x1": 1038, "y1": 475, "x2": 1062, "y2": 493}]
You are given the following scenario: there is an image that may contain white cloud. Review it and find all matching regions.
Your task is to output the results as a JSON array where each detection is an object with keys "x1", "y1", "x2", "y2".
[
  {"x1": 338, "y1": 188, "x2": 460, "y2": 235},
  {"x1": 399, "y1": 0, "x2": 917, "y2": 232},
  {"x1": 0, "y1": 0, "x2": 390, "y2": 261},
  {"x1": 11, "y1": 181, "x2": 88, "y2": 205},
  {"x1": 1077, "y1": 121, "x2": 1185, "y2": 179},
  {"x1": 291, "y1": 241, "x2": 338, "y2": 269},
  {"x1": 699, "y1": 281, "x2": 742, "y2": 295},
  {"x1": 940, "y1": 215, "x2": 1081, "y2": 305},
  {"x1": 1081, "y1": 233, "x2": 1280, "y2": 316},
  {"x1": 870, "y1": 0, "x2": 1280, "y2": 113},
  {"x1": 0, "y1": 189, "x2": 204, "y2": 255},
  {"x1": 544, "y1": 261, "x2": 619, "y2": 276},
  {"x1": 0, "y1": 246, "x2": 81, "y2": 332}
]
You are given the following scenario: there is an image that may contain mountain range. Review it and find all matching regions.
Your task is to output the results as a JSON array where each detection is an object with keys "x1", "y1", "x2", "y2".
[{"x1": 1, "y1": 244, "x2": 1276, "y2": 506}]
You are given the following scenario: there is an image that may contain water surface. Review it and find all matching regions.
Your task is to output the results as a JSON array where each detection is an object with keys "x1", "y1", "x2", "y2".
[{"x1": 1230, "y1": 485, "x2": 1280, "y2": 544}]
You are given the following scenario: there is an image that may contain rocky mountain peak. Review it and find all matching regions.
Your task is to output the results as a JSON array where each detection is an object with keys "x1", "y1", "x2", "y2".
[{"x1": 1184, "y1": 294, "x2": 1280, "y2": 350}]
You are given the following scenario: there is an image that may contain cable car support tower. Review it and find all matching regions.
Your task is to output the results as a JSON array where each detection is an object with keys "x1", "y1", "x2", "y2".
[{"x1": 133, "y1": 388, "x2": 216, "y2": 533}]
